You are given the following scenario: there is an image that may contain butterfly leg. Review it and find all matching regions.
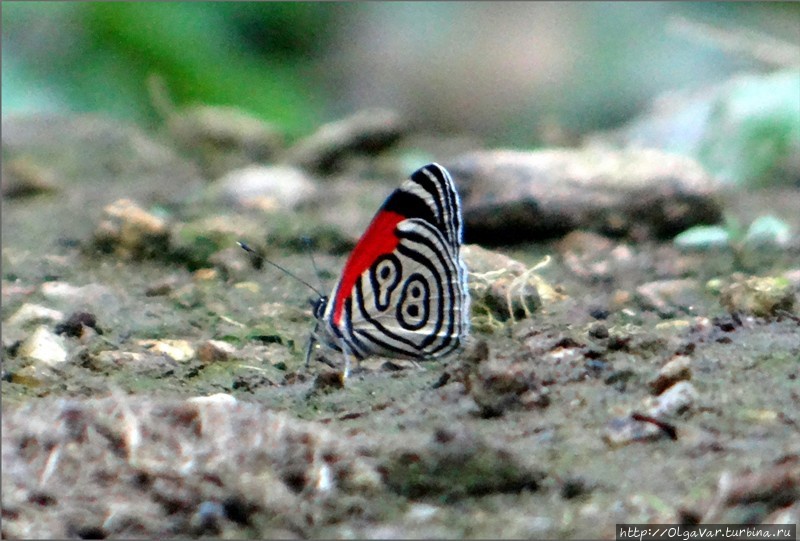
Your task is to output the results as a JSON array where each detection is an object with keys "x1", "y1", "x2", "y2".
[
  {"x1": 341, "y1": 342, "x2": 352, "y2": 380},
  {"x1": 304, "y1": 323, "x2": 319, "y2": 369}
]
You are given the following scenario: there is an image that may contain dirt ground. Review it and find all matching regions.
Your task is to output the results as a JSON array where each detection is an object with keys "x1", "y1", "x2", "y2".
[{"x1": 2, "y1": 115, "x2": 799, "y2": 539}]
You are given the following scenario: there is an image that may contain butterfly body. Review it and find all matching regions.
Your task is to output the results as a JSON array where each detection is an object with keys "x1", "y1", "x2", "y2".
[{"x1": 310, "y1": 163, "x2": 470, "y2": 366}]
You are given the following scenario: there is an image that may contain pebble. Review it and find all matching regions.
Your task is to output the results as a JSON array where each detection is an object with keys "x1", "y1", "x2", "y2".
[
  {"x1": 446, "y1": 148, "x2": 721, "y2": 244},
  {"x1": 91, "y1": 351, "x2": 145, "y2": 369},
  {"x1": 192, "y1": 268, "x2": 218, "y2": 282},
  {"x1": 210, "y1": 164, "x2": 318, "y2": 211},
  {"x1": 54, "y1": 311, "x2": 102, "y2": 338},
  {"x1": 462, "y1": 245, "x2": 550, "y2": 323},
  {"x1": 17, "y1": 326, "x2": 68, "y2": 367},
  {"x1": 635, "y1": 279, "x2": 703, "y2": 317},
  {"x1": 309, "y1": 370, "x2": 346, "y2": 394},
  {"x1": 603, "y1": 380, "x2": 698, "y2": 447},
  {"x1": 743, "y1": 215, "x2": 792, "y2": 247},
  {"x1": 719, "y1": 275, "x2": 796, "y2": 317},
  {"x1": 190, "y1": 500, "x2": 225, "y2": 535},
  {"x1": 2, "y1": 157, "x2": 59, "y2": 198},
  {"x1": 39, "y1": 281, "x2": 112, "y2": 303},
  {"x1": 5, "y1": 303, "x2": 65, "y2": 327},
  {"x1": 166, "y1": 104, "x2": 284, "y2": 177},
  {"x1": 405, "y1": 503, "x2": 440, "y2": 522},
  {"x1": 93, "y1": 199, "x2": 170, "y2": 260},
  {"x1": 197, "y1": 340, "x2": 236, "y2": 364},
  {"x1": 186, "y1": 393, "x2": 238, "y2": 406},
  {"x1": 287, "y1": 108, "x2": 405, "y2": 173},
  {"x1": 647, "y1": 381, "x2": 698, "y2": 419},
  {"x1": 588, "y1": 323, "x2": 609, "y2": 339},
  {"x1": 602, "y1": 415, "x2": 664, "y2": 447},
  {"x1": 648, "y1": 355, "x2": 692, "y2": 395},
  {"x1": 483, "y1": 273, "x2": 541, "y2": 322},
  {"x1": 138, "y1": 339, "x2": 195, "y2": 362},
  {"x1": 556, "y1": 231, "x2": 617, "y2": 278}
]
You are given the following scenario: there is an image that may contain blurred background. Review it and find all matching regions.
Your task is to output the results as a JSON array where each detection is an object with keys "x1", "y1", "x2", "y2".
[{"x1": 3, "y1": 2, "x2": 799, "y2": 181}]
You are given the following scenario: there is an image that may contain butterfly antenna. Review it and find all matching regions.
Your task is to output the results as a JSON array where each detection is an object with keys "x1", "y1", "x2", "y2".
[
  {"x1": 301, "y1": 236, "x2": 327, "y2": 295},
  {"x1": 237, "y1": 241, "x2": 324, "y2": 297}
]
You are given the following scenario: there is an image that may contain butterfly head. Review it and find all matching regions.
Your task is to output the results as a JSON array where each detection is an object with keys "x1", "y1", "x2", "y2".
[{"x1": 311, "y1": 295, "x2": 328, "y2": 321}]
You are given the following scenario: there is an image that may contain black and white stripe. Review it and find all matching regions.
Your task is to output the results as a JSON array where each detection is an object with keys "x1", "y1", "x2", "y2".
[{"x1": 318, "y1": 163, "x2": 470, "y2": 362}]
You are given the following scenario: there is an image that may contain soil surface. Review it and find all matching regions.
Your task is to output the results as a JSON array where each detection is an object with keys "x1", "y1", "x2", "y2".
[{"x1": 2, "y1": 114, "x2": 799, "y2": 539}]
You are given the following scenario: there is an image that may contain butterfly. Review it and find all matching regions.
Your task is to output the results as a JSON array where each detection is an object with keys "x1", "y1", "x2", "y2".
[{"x1": 308, "y1": 163, "x2": 470, "y2": 375}]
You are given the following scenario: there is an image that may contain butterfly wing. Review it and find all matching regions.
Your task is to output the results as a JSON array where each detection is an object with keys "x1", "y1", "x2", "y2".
[{"x1": 320, "y1": 163, "x2": 469, "y2": 360}]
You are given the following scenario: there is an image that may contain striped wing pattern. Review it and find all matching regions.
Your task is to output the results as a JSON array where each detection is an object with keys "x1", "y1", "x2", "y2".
[{"x1": 318, "y1": 163, "x2": 470, "y2": 360}]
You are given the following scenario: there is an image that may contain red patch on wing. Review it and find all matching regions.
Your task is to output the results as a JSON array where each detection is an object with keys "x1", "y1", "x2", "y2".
[{"x1": 332, "y1": 210, "x2": 404, "y2": 326}]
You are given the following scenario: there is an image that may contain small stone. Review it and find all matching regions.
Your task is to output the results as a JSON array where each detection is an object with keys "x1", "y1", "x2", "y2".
[
  {"x1": 719, "y1": 275, "x2": 796, "y2": 317},
  {"x1": 648, "y1": 355, "x2": 692, "y2": 395},
  {"x1": 287, "y1": 108, "x2": 405, "y2": 173},
  {"x1": 647, "y1": 381, "x2": 698, "y2": 419},
  {"x1": 519, "y1": 388, "x2": 551, "y2": 410},
  {"x1": 8, "y1": 364, "x2": 48, "y2": 387},
  {"x1": 447, "y1": 148, "x2": 722, "y2": 244},
  {"x1": 2, "y1": 157, "x2": 59, "y2": 198},
  {"x1": 635, "y1": 279, "x2": 703, "y2": 317},
  {"x1": 741, "y1": 409, "x2": 779, "y2": 423},
  {"x1": 557, "y1": 231, "x2": 622, "y2": 283},
  {"x1": 673, "y1": 225, "x2": 731, "y2": 249},
  {"x1": 166, "y1": 104, "x2": 284, "y2": 178},
  {"x1": 560, "y1": 476, "x2": 596, "y2": 499},
  {"x1": 190, "y1": 500, "x2": 225, "y2": 536},
  {"x1": 39, "y1": 281, "x2": 112, "y2": 303},
  {"x1": 604, "y1": 380, "x2": 697, "y2": 447},
  {"x1": 309, "y1": 370, "x2": 346, "y2": 394},
  {"x1": 654, "y1": 320, "x2": 692, "y2": 333},
  {"x1": 602, "y1": 415, "x2": 664, "y2": 447},
  {"x1": 461, "y1": 338, "x2": 490, "y2": 369},
  {"x1": 405, "y1": 503, "x2": 440, "y2": 522},
  {"x1": 192, "y1": 268, "x2": 218, "y2": 282},
  {"x1": 91, "y1": 351, "x2": 145, "y2": 369},
  {"x1": 54, "y1": 311, "x2": 102, "y2": 338},
  {"x1": 186, "y1": 393, "x2": 238, "y2": 406},
  {"x1": 5, "y1": 303, "x2": 65, "y2": 327},
  {"x1": 491, "y1": 276, "x2": 541, "y2": 321},
  {"x1": 17, "y1": 326, "x2": 68, "y2": 367},
  {"x1": 210, "y1": 164, "x2": 318, "y2": 211},
  {"x1": 93, "y1": 199, "x2": 170, "y2": 260},
  {"x1": 138, "y1": 339, "x2": 195, "y2": 362},
  {"x1": 703, "y1": 457, "x2": 800, "y2": 524},
  {"x1": 197, "y1": 340, "x2": 236, "y2": 364},
  {"x1": 588, "y1": 323, "x2": 609, "y2": 339},
  {"x1": 145, "y1": 279, "x2": 176, "y2": 297},
  {"x1": 610, "y1": 290, "x2": 632, "y2": 311},
  {"x1": 463, "y1": 245, "x2": 551, "y2": 323}
]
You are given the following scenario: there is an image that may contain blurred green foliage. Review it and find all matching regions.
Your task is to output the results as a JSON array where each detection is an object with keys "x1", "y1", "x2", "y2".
[
  {"x1": 3, "y1": 1, "x2": 798, "y2": 190},
  {"x1": 698, "y1": 71, "x2": 800, "y2": 187},
  {"x1": 3, "y1": 2, "x2": 338, "y2": 135}
]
